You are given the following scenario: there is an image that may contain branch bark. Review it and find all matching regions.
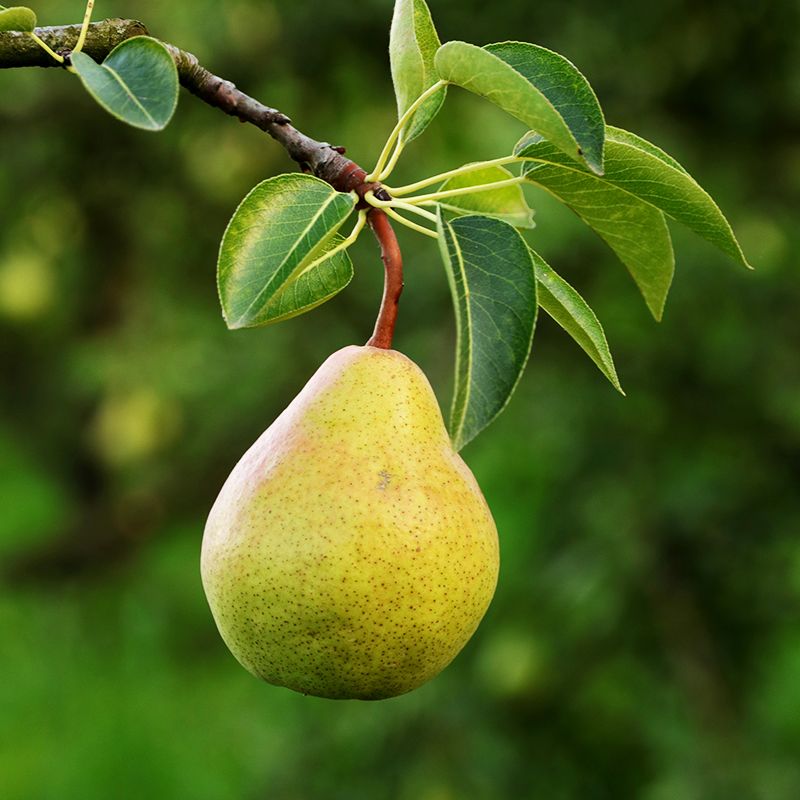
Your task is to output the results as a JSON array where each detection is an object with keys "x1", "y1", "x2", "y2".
[
  {"x1": 0, "y1": 19, "x2": 147, "y2": 65},
  {"x1": 0, "y1": 19, "x2": 369, "y2": 189},
  {"x1": 0, "y1": 18, "x2": 401, "y2": 347}
]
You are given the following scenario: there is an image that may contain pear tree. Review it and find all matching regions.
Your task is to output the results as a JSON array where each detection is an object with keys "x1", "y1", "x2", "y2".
[{"x1": 0, "y1": 0, "x2": 749, "y2": 698}]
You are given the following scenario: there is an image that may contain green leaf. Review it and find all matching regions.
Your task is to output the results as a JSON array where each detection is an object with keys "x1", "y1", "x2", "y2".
[
  {"x1": 438, "y1": 165, "x2": 535, "y2": 228},
  {"x1": 252, "y1": 233, "x2": 354, "y2": 326},
  {"x1": 531, "y1": 248, "x2": 623, "y2": 393},
  {"x1": 604, "y1": 126, "x2": 750, "y2": 268},
  {"x1": 435, "y1": 40, "x2": 605, "y2": 174},
  {"x1": 516, "y1": 133, "x2": 674, "y2": 319},
  {"x1": 516, "y1": 126, "x2": 750, "y2": 278},
  {"x1": 605, "y1": 127, "x2": 688, "y2": 174},
  {"x1": 218, "y1": 174, "x2": 356, "y2": 330},
  {"x1": 0, "y1": 6, "x2": 36, "y2": 32},
  {"x1": 436, "y1": 212, "x2": 537, "y2": 450},
  {"x1": 71, "y1": 36, "x2": 179, "y2": 131},
  {"x1": 390, "y1": 0, "x2": 446, "y2": 143}
]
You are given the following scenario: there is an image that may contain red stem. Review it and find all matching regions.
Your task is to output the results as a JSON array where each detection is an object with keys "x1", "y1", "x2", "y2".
[{"x1": 366, "y1": 209, "x2": 403, "y2": 349}]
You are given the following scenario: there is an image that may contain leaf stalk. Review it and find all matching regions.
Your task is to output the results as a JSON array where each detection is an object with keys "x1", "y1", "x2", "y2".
[
  {"x1": 397, "y1": 175, "x2": 528, "y2": 206},
  {"x1": 366, "y1": 79, "x2": 448, "y2": 183}
]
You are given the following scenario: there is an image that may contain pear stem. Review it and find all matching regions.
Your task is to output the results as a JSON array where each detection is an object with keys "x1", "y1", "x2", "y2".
[{"x1": 366, "y1": 209, "x2": 403, "y2": 349}]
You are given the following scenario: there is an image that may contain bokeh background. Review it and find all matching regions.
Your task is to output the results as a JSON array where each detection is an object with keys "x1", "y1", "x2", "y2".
[{"x1": 1, "y1": 0, "x2": 798, "y2": 797}]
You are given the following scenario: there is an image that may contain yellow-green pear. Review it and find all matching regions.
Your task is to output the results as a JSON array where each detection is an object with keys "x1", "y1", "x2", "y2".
[{"x1": 201, "y1": 345, "x2": 498, "y2": 700}]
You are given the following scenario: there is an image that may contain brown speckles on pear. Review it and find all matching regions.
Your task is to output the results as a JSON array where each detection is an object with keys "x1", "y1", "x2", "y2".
[{"x1": 201, "y1": 345, "x2": 499, "y2": 700}]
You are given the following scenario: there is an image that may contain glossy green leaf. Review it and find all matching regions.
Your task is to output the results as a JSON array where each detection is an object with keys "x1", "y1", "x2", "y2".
[
  {"x1": 517, "y1": 126, "x2": 750, "y2": 276},
  {"x1": 531, "y1": 247, "x2": 623, "y2": 393},
  {"x1": 436, "y1": 212, "x2": 537, "y2": 450},
  {"x1": 606, "y1": 127, "x2": 688, "y2": 174},
  {"x1": 253, "y1": 233, "x2": 354, "y2": 326},
  {"x1": 604, "y1": 126, "x2": 750, "y2": 268},
  {"x1": 71, "y1": 36, "x2": 178, "y2": 131},
  {"x1": 438, "y1": 165, "x2": 535, "y2": 228},
  {"x1": 218, "y1": 174, "x2": 356, "y2": 330},
  {"x1": 435, "y1": 40, "x2": 605, "y2": 174},
  {"x1": 390, "y1": 0, "x2": 446, "y2": 143},
  {"x1": 0, "y1": 6, "x2": 36, "y2": 32},
  {"x1": 516, "y1": 133, "x2": 674, "y2": 319}
]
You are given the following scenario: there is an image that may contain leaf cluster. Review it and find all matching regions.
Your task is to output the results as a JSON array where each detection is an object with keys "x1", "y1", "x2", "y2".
[{"x1": 216, "y1": 0, "x2": 749, "y2": 448}]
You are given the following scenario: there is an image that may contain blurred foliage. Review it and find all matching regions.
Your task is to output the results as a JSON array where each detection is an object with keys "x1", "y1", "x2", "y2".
[{"x1": 1, "y1": 0, "x2": 799, "y2": 798}]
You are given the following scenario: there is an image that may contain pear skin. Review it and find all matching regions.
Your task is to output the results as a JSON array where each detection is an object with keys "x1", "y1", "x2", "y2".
[{"x1": 201, "y1": 345, "x2": 499, "y2": 699}]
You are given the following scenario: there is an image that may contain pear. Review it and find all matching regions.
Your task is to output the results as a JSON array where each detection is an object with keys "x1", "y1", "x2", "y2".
[{"x1": 201, "y1": 345, "x2": 499, "y2": 700}]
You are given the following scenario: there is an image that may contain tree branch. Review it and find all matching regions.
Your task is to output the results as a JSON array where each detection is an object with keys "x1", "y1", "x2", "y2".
[
  {"x1": 0, "y1": 19, "x2": 147, "y2": 65},
  {"x1": 0, "y1": 19, "x2": 367, "y2": 187},
  {"x1": 0, "y1": 17, "x2": 403, "y2": 346}
]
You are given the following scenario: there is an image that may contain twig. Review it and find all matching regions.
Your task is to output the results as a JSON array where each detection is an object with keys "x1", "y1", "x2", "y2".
[
  {"x1": 1, "y1": 19, "x2": 361, "y2": 186},
  {"x1": 0, "y1": 19, "x2": 147, "y2": 65}
]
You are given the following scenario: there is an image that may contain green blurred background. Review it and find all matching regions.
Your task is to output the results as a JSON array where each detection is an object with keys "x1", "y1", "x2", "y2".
[{"x1": 1, "y1": 1, "x2": 798, "y2": 797}]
